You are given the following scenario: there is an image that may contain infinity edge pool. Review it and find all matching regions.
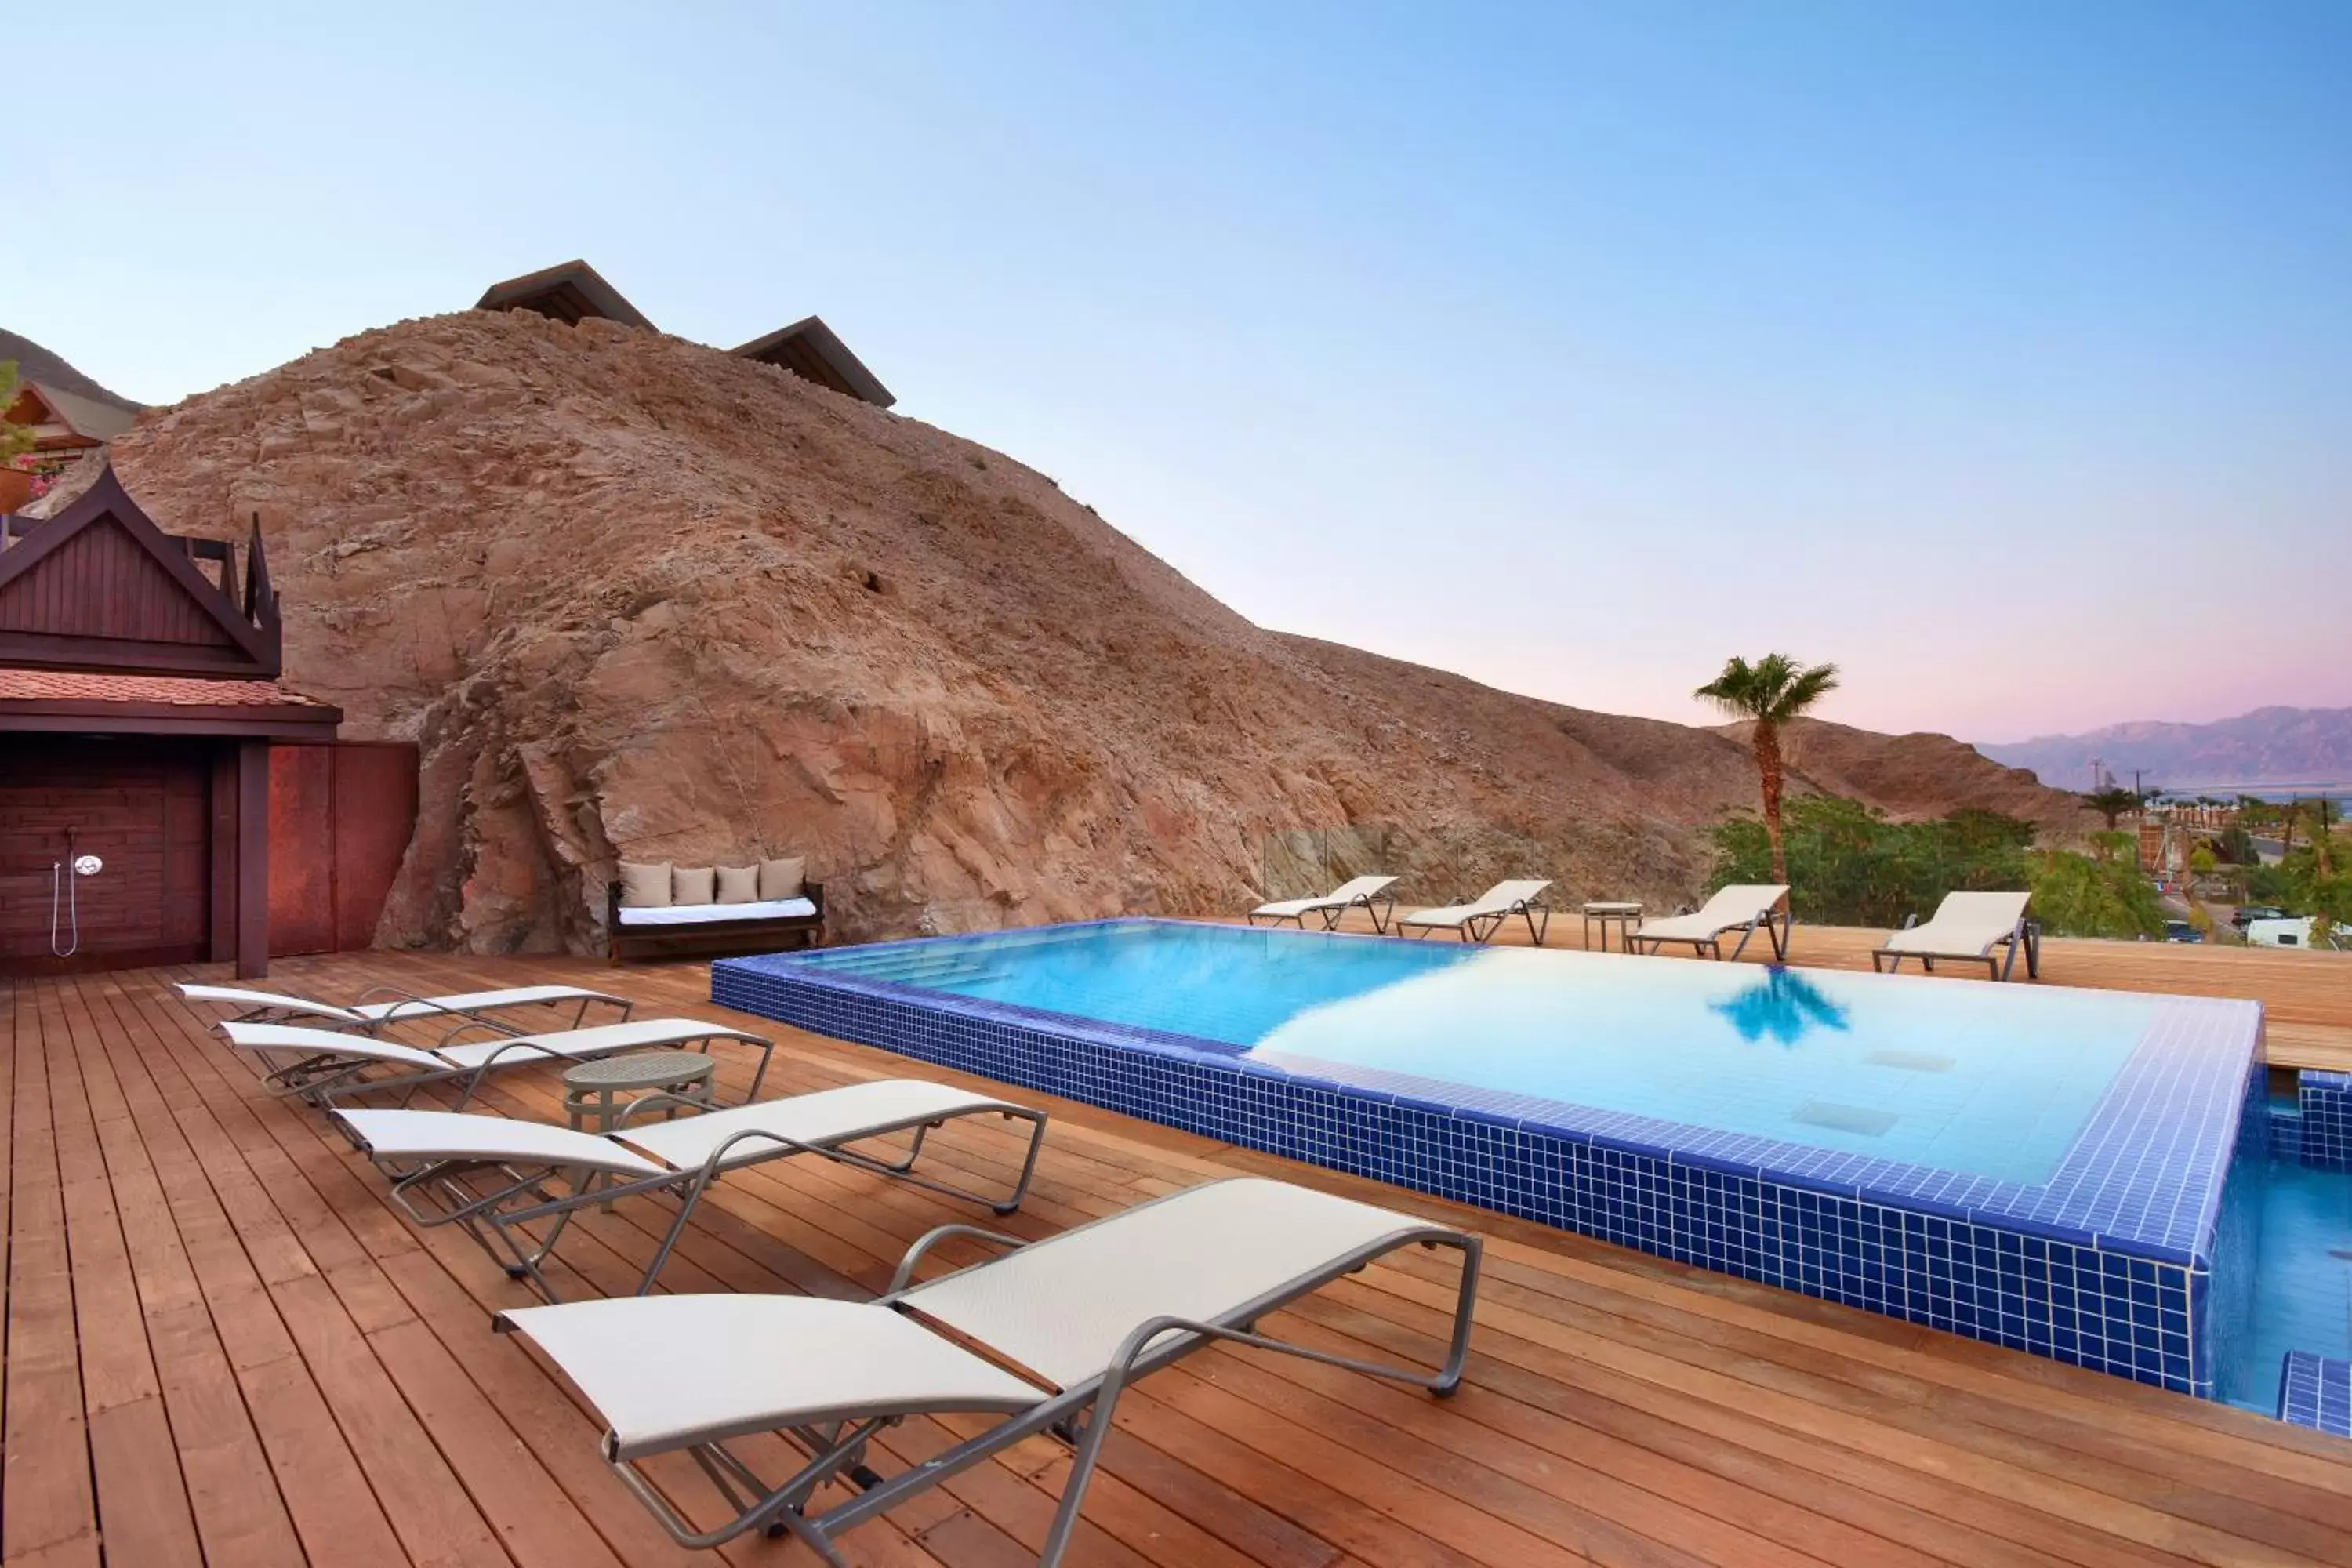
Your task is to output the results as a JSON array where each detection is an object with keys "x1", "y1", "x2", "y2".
[{"x1": 716, "y1": 917, "x2": 2266, "y2": 1397}]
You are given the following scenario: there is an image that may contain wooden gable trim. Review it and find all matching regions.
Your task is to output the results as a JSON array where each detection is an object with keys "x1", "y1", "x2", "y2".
[{"x1": 0, "y1": 467, "x2": 283, "y2": 677}]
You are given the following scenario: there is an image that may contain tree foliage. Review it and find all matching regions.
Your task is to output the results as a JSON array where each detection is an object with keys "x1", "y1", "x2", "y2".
[
  {"x1": 2025, "y1": 849, "x2": 2169, "y2": 939},
  {"x1": 1709, "y1": 796, "x2": 2033, "y2": 929},
  {"x1": 1693, "y1": 653, "x2": 1841, "y2": 884},
  {"x1": 1709, "y1": 794, "x2": 2167, "y2": 938},
  {"x1": 0, "y1": 361, "x2": 33, "y2": 467},
  {"x1": 2082, "y1": 786, "x2": 2143, "y2": 830}
]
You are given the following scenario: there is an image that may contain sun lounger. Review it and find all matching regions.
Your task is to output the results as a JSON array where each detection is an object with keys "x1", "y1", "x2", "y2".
[
  {"x1": 1631, "y1": 884, "x2": 1793, "y2": 960},
  {"x1": 1396, "y1": 879, "x2": 1552, "y2": 944},
  {"x1": 180, "y1": 980, "x2": 632, "y2": 1034},
  {"x1": 336, "y1": 1079, "x2": 1050, "y2": 1299},
  {"x1": 1246, "y1": 874, "x2": 1400, "y2": 933},
  {"x1": 496, "y1": 1176, "x2": 1479, "y2": 1559},
  {"x1": 216, "y1": 1015, "x2": 775, "y2": 1109},
  {"x1": 1873, "y1": 891, "x2": 2039, "y2": 980}
]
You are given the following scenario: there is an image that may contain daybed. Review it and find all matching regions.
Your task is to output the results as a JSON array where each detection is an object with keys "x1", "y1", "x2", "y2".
[{"x1": 608, "y1": 856, "x2": 825, "y2": 962}]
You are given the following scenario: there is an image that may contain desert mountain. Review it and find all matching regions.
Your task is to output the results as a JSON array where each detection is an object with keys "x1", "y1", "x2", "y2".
[
  {"x1": 1980, "y1": 707, "x2": 2352, "y2": 793},
  {"x1": 89, "y1": 310, "x2": 2088, "y2": 951},
  {"x1": 0, "y1": 328, "x2": 143, "y2": 411}
]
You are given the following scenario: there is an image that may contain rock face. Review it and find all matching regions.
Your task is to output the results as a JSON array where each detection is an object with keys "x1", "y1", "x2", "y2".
[{"x1": 100, "y1": 310, "x2": 2090, "y2": 953}]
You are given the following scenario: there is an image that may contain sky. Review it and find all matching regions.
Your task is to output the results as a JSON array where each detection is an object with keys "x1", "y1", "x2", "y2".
[{"x1": 8, "y1": 2, "x2": 2348, "y2": 742}]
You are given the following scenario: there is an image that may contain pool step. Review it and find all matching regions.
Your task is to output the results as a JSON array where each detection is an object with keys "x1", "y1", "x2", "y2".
[{"x1": 2277, "y1": 1351, "x2": 2352, "y2": 1436}]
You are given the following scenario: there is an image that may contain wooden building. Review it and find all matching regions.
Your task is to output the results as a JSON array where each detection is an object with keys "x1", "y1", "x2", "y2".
[
  {"x1": 474, "y1": 259, "x2": 897, "y2": 406},
  {"x1": 0, "y1": 469, "x2": 416, "y2": 977},
  {"x1": 0, "y1": 379, "x2": 136, "y2": 512},
  {"x1": 731, "y1": 314, "x2": 895, "y2": 407}
]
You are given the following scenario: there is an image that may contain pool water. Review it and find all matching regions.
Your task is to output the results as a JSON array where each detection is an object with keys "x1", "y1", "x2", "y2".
[
  {"x1": 2219, "y1": 1152, "x2": 2352, "y2": 1412},
  {"x1": 801, "y1": 920, "x2": 2158, "y2": 1187}
]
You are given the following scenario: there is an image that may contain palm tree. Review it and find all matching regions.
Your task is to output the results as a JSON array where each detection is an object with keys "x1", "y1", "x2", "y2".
[
  {"x1": 2083, "y1": 786, "x2": 2142, "y2": 832},
  {"x1": 1695, "y1": 653, "x2": 1841, "y2": 884}
]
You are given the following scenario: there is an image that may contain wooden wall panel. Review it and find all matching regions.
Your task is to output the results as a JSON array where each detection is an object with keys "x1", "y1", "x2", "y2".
[
  {"x1": 267, "y1": 744, "x2": 336, "y2": 956},
  {"x1": 0, "y1": 737, "x2": 211, "y2": 971},
  {"x1": 333, "y1": 742, "x2": 420, "y2": 951},
  {"x1": 267, "y1": 740, "x2": 420, "y2": 958}
]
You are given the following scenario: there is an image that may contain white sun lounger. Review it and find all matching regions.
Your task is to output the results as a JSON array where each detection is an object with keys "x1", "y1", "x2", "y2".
[
  {"x1": 180, "y1": 980, "x2": 632, "y2": 1035},
  {"x1": 1396, "y1": 879, "x2": 1552, "y2": 945},
  {"x1": 1874, "y1": 891, "x2": 2040, "y2": 981},
  {"x1": 336, "y1": 1079, "x2": 1050, "y2": 1299},
  {"x1": 216, "y1": 1015, "x2": 775, "y2": 1109},
  {"x1": 1246, "y1": 874, "x2": 1401, "y2": 933},
  {"x1": 496, "y1": 1177, "x2": 1480, "y2": 1561},
  {"x1": 1630, "y1": 884, "x2": 1793, "y2": 961}
]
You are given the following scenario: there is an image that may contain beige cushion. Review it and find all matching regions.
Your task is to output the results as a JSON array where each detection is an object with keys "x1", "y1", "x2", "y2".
[
  {"x1": 616, "y1": 861, "x2": 671, "y2": 909},
  {"x1": 716, "y1": 865, "x2": 760, "y2": 905},
  {"x1": 672, "y1": 865, "x2": 717, "y2": 905},
  {"x1": 759, "y1": 856, "x2": 807, "y2": 900}
]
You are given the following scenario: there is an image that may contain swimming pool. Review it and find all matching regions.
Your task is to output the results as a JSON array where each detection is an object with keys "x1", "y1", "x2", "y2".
[{"x1": 716, "y1": 919, "x2": 2269, "y2": 1398}]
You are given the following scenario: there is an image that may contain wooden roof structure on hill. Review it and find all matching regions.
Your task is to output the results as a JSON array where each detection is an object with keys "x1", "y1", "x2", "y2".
[
  {"x1": 732, "y1": 314, "x2": 896, "y2": 406},
  {"x1": 474, "y1": 259, "x2": 657, "y2": 331},
  {"x1": 472, "y1": 259, "x2": 897, "y2": 406}
]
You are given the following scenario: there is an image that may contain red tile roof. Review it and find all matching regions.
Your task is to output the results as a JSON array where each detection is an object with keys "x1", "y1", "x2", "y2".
[{"x1": 0, "y1": 670, "x2": 333, "y2": 708}]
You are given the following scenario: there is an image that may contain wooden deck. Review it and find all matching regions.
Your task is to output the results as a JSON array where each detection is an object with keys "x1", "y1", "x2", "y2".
[
  {"x1": 8, "y1": 950, "x2": 2352, "y2": 1568},
  {"x1": 1289, "y1": 908, "x2": 2352, "y2": 1073}
]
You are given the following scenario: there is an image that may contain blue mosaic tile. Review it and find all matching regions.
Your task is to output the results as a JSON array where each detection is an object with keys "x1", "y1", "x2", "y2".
[
  {"x1": 2299, "y1": 1071, "x2": 2352, "y2": 1171},
  {"x1": 2278, "y1": 1352, "x2": 2352, "y2": 1436},
  {"x1": 715, "y1": 919, "x2": 2265, "y2": 1398}
]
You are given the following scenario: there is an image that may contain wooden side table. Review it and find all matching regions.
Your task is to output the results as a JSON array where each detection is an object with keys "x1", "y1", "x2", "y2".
[{"x1": 1581, "y1": 901, "x2": 1644, "y2": 953}]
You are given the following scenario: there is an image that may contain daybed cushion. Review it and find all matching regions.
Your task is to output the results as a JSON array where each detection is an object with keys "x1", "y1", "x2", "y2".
[
  {"x1": 760, "y1": 856, "x2": 807, "y2": 900},
  {"x1": 716, "y1": 865, "x2": 760, "y2": 904},
  {"x1": 615, "y1": 898, "x2": 818, "y2": 927},
  {"x1": 617, "y1": 861, "x2": 671, "y2": 909},
  {"x1": 673, "y1": 865, "x2": 717, "y2": 905}
]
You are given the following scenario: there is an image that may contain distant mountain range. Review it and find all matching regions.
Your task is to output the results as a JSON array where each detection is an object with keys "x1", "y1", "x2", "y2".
[{"x1": 1976, "y1": 706, "x2": 2352, "y2": 793}]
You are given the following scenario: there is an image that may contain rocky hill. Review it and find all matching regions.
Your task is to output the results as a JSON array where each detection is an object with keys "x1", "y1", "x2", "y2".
[{"x1": 84, "y1": 310, "x2": 2090, "y2": 951}]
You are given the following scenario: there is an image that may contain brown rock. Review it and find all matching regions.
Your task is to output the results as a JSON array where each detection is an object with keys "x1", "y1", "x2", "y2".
[{"x1": 103, "y1": 310, "x2": 2092, "y2": 953}]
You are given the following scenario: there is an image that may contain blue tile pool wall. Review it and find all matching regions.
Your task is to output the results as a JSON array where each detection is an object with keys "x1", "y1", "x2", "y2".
[
  {"x1": 2278, "y1": 1352, "x2": 2352, "y2": 1436},
  {"x1": 2299, "y1": 1072, "x2": 2352, "y2": 1171},
  {"x1": 2202, "y1": 1065, "x2": 2272, "y2": 1405},
  {"x1": 717, "y1": 953, "x2": 2242, "y2": 1396}
]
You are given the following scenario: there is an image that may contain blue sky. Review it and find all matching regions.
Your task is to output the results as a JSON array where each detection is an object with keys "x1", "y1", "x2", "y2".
[{"x1": 9, "y1": 2, "x2": 2347, "y2": 740}]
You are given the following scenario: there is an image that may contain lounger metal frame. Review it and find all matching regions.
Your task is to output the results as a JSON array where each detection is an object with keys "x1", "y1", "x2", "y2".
[
  {"x1": 233, "y1": 1021, "x2": 775, "y2": 1115},
  {"x1": 1401, "y1": 894, "x2": 1549, "y2": 946},
  {"x1": 1633, "y1": 903, "x2": 1792, "y2": 962},
  {"x1": 1872, "y1": 915, "x2": 2042, "y2": 981},
  {"x1": 361, "y1": 1093, "x2": 1050, "y2": 1301},
  {"x1": 499, "y1": 1189, "x2": 1483, "y2": 1565},
  {"x1": 1246, "y1": 888, "x2": 1400, "y2": 935},
  {"x1": 191, "y1": 983, "x2": 633, "y2": 1035}
]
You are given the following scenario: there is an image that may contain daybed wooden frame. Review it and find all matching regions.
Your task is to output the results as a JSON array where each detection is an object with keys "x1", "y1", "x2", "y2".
[{"x1": 605, "y1": 879, "x2": 826, "y2": 964}]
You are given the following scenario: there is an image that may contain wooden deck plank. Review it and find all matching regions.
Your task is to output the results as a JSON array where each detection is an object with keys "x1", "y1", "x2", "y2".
[{"x1": 6, "y1": 952, "x2": 2350, "y2": 1568}]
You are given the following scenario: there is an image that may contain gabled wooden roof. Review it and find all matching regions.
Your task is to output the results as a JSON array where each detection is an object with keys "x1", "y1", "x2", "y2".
[
  {"x1": 0, "y1": 466, "x2": 282, "y2": 678},
  {"x1": 475, "y1": 260, "x2": 656, "y2": 330},
  {"x1": 731, "y1": 315, "x2": 896, "y2": 408}
]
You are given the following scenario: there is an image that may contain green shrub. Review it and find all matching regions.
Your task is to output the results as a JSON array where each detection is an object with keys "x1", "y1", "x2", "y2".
[{"x1": 1708, "y1": 795, "x2": 2167, "y2": 938}]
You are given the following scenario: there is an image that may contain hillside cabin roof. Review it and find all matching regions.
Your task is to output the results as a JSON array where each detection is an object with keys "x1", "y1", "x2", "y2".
[
  {"x1": 0, "y1": 466, "x2": 283, "y2": 679},
  {"x1": 732, "y1": 315, "x2": 896, "y2": 408},
  {"x1": 6, "y1": 381, "x2": 137, "y2": 448},
  {"x1": 474, "y1": 259, "x2": 657, "y2": 330}
]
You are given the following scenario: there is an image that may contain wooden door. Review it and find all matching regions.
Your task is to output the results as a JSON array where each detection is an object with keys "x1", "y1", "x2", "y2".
[{"x1": 0, "y1": 737, "x2": 212, "y2": 971}]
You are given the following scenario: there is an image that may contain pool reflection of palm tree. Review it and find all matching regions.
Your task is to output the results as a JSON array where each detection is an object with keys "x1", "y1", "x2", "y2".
[{"x1": 1711, "y1": 969, "x2": 1851, "y2": 1046}]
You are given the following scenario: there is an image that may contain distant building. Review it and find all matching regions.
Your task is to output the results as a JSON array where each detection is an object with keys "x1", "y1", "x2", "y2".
[
  {"x1": 474, "y1": 260, "x2": 895, "y2": 408},
  {"x1": 1, "y1": 328, "x2": 144, "y2": 514}
]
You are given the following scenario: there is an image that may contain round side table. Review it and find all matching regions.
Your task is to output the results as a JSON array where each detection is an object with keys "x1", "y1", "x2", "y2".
[{"x1": 561, "y1": 1051, "x2": 719, "y2": 1207}]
